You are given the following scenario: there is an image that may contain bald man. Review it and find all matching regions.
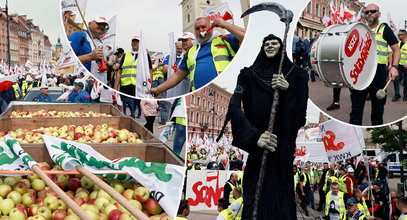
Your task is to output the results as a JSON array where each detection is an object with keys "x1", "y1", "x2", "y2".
[{"x1": 349, "y1": 3, "x2": 400, "y2": 125}]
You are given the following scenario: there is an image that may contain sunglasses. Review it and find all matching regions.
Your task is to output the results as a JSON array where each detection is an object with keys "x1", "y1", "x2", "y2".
[{"x1": 364, "y1": 10, "x2": 378, "y2": 15}]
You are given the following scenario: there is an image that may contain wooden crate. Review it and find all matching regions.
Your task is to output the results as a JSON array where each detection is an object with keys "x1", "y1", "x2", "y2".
[
  {"x1": 0, "y1": 103, "x2": 125, "y2": 118},
  {"x1": 0, "y1": 117, "x2": 160, "y2": 143},
  {"x1": 21, "y1": 143, "x2": 184, "y2": 166}
]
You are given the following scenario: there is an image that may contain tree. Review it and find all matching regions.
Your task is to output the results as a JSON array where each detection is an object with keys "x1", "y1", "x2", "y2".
[{"x1": 368, "y1": 125, "x2": 407, "y2": 152}]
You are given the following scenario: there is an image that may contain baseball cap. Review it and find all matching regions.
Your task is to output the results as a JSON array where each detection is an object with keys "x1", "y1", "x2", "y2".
[
  {"x1": 372, "y1": 181, "x2": 381, "y2": 187},
  {"x1": 92, "y1": 15, "x2": 108, "y2": 24},
  {"x1": 132, "y1": 35, "x2": 140, "y2": 41},
  {"x1": 178, "y1": 32, "x2": 195, "y2": 41},
  {"x1": 114, "y1": 48, "x2": 124, "y2": 55},
  {"x1": 346, "y1": 198, "x2": 357, "y2": 206},
  {"x1": 74, "y1": 82, "x2": 84, "y2": 88},
  {"x1": 40, "y1": 85, "x2": 48, "y2": 89},
  {"x1": 347, "y1": 167, "x2": 355, "y2": 173}
]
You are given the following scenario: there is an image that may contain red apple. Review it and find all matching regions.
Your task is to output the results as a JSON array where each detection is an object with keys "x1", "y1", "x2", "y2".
[
  {"x1": 51, "y1": 209, "x2": 67, "y2": 220},
  {"x1": 144, "y1": 198, "x2": 162, "y2": 215},
  {"x1": 108, "y1": 209, "x2": 122, "y2": 220},
  {"x1": 68, "y1": 178, "x2": 81, "y2": 192}
]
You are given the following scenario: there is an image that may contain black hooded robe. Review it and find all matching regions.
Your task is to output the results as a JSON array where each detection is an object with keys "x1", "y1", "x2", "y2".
[{"x1": 228, "y1": 35, "x2": 308, "y2": 219}]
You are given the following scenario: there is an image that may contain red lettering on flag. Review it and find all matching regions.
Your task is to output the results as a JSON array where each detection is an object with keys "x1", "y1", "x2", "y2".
[{"x1": 323, "y1": 131, "x2": 345, "y2": 151}]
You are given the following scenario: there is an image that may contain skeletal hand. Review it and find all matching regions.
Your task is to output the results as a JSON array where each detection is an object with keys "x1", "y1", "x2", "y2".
[
  {"x1": 271, "y1": 74, "x2": 289, "y2": 90},
  {"x1": 257, "y1": 131, "x2": 277, "y2": 152}
]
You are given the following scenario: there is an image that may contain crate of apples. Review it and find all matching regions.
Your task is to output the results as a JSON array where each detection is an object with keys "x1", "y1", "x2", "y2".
[
  {"x1": 0, "y1": 124, "x2": 144, "y2": 144},
  {"x1": 8, "y1": 110, "x2": 112, "y2": 118},
  {"x1": 0, "y1": 162, "x2": 171, "y2": 220}
]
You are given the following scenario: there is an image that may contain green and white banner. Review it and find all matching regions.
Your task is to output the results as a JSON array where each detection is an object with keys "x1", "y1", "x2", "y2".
[
  {"x1": 159, "y1": 122, "x2": 176, "y2": 143},
  {"x1": 42, "y1": 135, "x2": 184, "y2": 217},
  {"x1": 0, "y1": 136, "x2": 38, "y2": 174}
]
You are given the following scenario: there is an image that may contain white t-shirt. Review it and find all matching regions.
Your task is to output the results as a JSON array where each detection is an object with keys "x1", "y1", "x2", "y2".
[
  {"x1": 328, "y1": 194, "x2": 341, "y2": 220},
  {"x1": 229, "y1": 200, "x2": 243, "y2": 217}
]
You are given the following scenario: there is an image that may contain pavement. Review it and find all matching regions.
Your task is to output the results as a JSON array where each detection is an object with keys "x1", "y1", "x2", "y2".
[{"x1": 309, "y1": 75, "x2": 407, "y2": 126}]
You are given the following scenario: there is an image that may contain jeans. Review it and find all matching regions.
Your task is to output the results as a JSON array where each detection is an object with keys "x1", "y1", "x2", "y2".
[
  {"x1": 173, "y1": 123, "x2": 186, "y2": 156},
  {"x1": 121, "y1": 95, "x2": 135, "y2": 119},
  {"x1": 349, "y1": 64, "x2": 387, "y2": 125},
  {"x1": 134, "y1": 99, "x2": 141, "y2": 117},
  {"x1": 394, "y1": 66, "x2": 407, "y2": 97},
  {"x1": 159, "y1": 101, "x2": 172, "y2": 124},
  {"x1": 152, "y1": 77, "x2": 164, "y2": 88},
  {"x1": 308, "y1": 187, "x2": 315, "y2": 208}
]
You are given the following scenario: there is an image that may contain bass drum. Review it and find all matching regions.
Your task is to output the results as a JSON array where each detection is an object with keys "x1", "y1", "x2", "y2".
[{"x1": 310, "y1": 22, "x2": 377, "y2": 90}]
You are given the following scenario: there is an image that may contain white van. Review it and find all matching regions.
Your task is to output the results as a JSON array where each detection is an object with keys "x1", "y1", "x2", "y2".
[{"x1": 382, "y1": 152, "x2": 407, "y2": 177}]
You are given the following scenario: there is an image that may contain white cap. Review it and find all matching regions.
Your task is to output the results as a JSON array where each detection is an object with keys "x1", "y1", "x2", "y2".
[
  {"x1": 178, "y1": 32, "x2": 196, "y2": 41},
  {"x1": 92, "y1": 15, "x2": 108, "y2": 24},
  {"x1": 131, "y1": 35, "x2": 140, "y2": 41},
  {"x1": 40, "y1": 85, "x2": 48, "y2": 89},
  {"x1": 347, "y1": 167, "x2": 355, "y2": 173}
]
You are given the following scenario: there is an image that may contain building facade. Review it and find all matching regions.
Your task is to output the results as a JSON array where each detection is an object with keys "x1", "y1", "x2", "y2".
[
  {"x1": 63, "y1": 12, "x2": 83, "y2": 36},
  {"x1": 186, "y1": 83, "x2": 232, "y2": 140},
  {"x1": 297, "y1": 0, "x2": 365, "y2": 39},
  {"x1": 0, "y1": 8, "x2": 53, "y2": 67}
]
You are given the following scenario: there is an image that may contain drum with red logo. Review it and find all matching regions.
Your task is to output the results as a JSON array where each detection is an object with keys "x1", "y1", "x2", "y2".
[{"x1": 310, "y1": 22, "x2": 377, "y2": 90}]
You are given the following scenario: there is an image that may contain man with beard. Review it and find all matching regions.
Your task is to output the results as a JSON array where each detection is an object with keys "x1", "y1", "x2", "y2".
[
  {"x1": 349, "y1": 4, "x2": 400, "y2": 125},
  {"x1": 148, "y1": 17, "x2": 245, "y2": 95},
  {"x1": 221, "y1": 34, "x2": 308, "y2": 219}
]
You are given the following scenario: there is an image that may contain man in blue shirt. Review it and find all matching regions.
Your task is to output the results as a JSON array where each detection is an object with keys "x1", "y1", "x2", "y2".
[
  {"x1": 33, "y1": 86, "x2": 51, "y2": 102},
  {"x1": 68, "y1": 16, "x2": 108, "y2": 83},
  {"x1": 68, "y1": 82, "x2": 91, "y2": 103},
  {"x1": 149, "y1": 17, "x2": 245, "y2": 96}
]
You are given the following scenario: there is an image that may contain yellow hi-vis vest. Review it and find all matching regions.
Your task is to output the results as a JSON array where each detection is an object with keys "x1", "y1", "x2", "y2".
[
  {"x1": 152, "y1": 65, "x2": 164, "y2": 79},
  {"x1": 357, "y1": 197, "x2": 370, "y2": 216},
  {"x1": 175, "y1": 117, "x2": 186, "y2": 126},
  {"x1": 373, "y1": 23, "x2": 389, "y2": 65},
  {"x1": 294, "y1": 172, "x2": 300, "y2": 190},
  {"x1": 399, "y1": 41, "x2": 407, "y2": 65},
  {"x1": 233, "y1": 197, "x2": 243, "y2": 220},
  {"x1": 21, "y1": 81, "x2": 28, "y2": 96},
  {"x1": 120, "y1": 51, "x2": 138, "y2": 86},
  {"x1": 339, "y1": 175, "x2": 348, "y2": 193},
  {"x1": 12, "y1": 84, "x2": 20, "y2": 99},
  {"x1": 325, "y1": 191, "x2": 346, "y2": 219},
  {"x1": 399, "y1": 214, "x2": 407, "y2": 220},
  {"x1": 175, "y1": 217, "x2": 188, "y2": 220},
  {"x1": 186, "y1": 36, "x2": 236, "y2": 91},
  {"x1": 227, "y1": 182, "x2": 236, "y2": 204},
  {"x1": 219, "y1": 208, "x2": 234, "y2": 220},
  {"x1": 308, "y1": 168, "x2": 316, "y2": 185}
]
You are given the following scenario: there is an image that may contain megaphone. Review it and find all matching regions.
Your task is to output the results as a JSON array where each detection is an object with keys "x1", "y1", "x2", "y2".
[{"x1": 98, "y1": 57, "x2": 108, "y2": 72}]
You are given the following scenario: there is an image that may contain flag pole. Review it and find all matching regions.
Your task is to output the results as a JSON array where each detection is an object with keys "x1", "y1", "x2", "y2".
[
  {"x1": 353, "y1": 127, "x2": 374, "y2": 217},
  {"x1": 75, "y1": 165, "x2": 150, "y2": 220},
  {"x1": 31, "y1": 165, "x2": 92, "y2": 220},
  {"x1": 74, "y1": 0, "x2": 97, "y2": 48}
]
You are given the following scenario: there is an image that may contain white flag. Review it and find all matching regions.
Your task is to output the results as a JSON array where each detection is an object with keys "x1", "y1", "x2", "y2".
[
  {"x1": 319, "y1": 120, "x2": 364, "y2": 162},
  {"x1": 25, "y1": 60, "x2": 34, "y2": 69},
  {"x1": 58, "y1": 51, "x2": 76, "y2": 69},
  {"x1": 61, "y1": 0, "x2": 87, "y2": 13},
  {"x1": 42, "y1": 135, "x2": 183, "y2": 217},
  {"x1": 159, "y1": 122, "x2": 176, "y2": 143},
  {"x1": 166, "y1": 32, "x2": 177, "y2": 98},
  {"x1": 170, "y1": 98, "x2": 186, "y2": 119},
  {"x1": 202, "y1": 2, "x2": 234, "y2": 24},
  {"x1": 387, "y1": 13, "x2": 399, "y2": 36},
  {"x1": 136, "y1": 32, "x2": 153, "y2": 99},
  {"x1": 0, "y1": 136, "x2": 39, "y2": 174},
  {"x1": 101, "y1": 15, "x2": 117, "y2": 48}
]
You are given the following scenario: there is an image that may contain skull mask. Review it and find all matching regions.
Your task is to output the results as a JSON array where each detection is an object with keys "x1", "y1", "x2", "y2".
[{"x1": 263, "y1": 39, "x2": 281, "y2": 58}]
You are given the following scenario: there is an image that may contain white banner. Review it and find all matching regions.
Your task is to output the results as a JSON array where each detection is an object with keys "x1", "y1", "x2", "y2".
[
  {"x1": 0, "y1": 136, "x2": 38, "y2": 174},
  {"x1": 42, "y1": 135, "x2": 184, "y2": 217},
  {"x1": 294, "y1": 142, "x2": 328, "y2": 167},
  {"x1": 319, "y1": 120, "x2": 364, "y2": 162},
  {"x1": 202, "y1": 2, "x2": 234, "y2": 24},
  {"x1": 171, "y1": 98, "x2": 185, "y2": 119},
  {"x1": 165, "y1": 32, "x2": 177, "y2": 98},
  {"x1": 61, "y1": 0, "x2": 87, "y2": 13},
  {"x1": 136, "y1": 32, "x2": 153, "y2": 99},
  {"x1": 186, "y1": 170, "x2": 242, "y2": 211},
  {"x1": 57, "y1": 50, "x2": 76, "y2": 69},
  {"x1": 159, "y1": 122, "x2": 176, "y2": 143},
  {"x1": 101, "y1": 15, "x2": 117, "y2": 48}
]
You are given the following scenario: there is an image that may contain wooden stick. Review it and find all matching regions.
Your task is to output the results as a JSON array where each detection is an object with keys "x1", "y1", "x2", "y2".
[
  {"x1": 383, "y1": 78, "x2": 392, "y2": 90},
  {"x1": 31, "y1": 165, "x2": 92, "y2": 220},
  {"x1": 75, "y1": 165, "x2": 150, "y2": 220},
  {"x1": 0, "y1": 170, "x2": 127, "y2": 175},
  {"x1": 157, "y1": 124, "x2": 173, "y2": 129}
]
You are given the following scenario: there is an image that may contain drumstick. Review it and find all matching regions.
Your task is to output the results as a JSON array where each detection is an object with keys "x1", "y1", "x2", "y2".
[{"x1": 375, "y1": 78, "x2": 393, "y2": 100}]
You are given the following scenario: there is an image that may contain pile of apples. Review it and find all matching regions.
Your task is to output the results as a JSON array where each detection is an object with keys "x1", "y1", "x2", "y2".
[
  {"x1": 8, "y1": 111, "x2": 112, "y2": 118},
  {"x1": 0, "y1": 124, "x2": 144, "y2": 144},
  {"x1": 0, "y1": 162, "x2": 170, "y2": 220}
]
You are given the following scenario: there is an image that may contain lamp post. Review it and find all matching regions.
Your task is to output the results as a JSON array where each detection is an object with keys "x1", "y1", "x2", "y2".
[
  {"x1": 5, "y1": 0, "x2": 10, "y2": 69},
  {"x1": 209, "y1": 90, "x2": 216, "y2": 140}
]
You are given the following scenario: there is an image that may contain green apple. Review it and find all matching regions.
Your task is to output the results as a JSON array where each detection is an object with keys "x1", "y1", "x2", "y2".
[
  {"x1": 7, "y1": 191, "x2": 22, "y2": 204},
  {"x1": 0, "y1": 198, "x2": 15, "y2": 215},
  {"x1": 80, "y1": 176, "x2": 94, "y2": 190},
  {"x1": 94, "y1": 197, "x2": 110, "y2": 211},
  {"x1": 37, "y1": 206, "x2": 51, "y2": 220},
  {"x1": 31, "y1": 179, "x2": 45, "y2": 191},
  {"x1": 9, "y1": 207, "x2": 27, "y2": 220},
  {"x1": 0, "y1": 184, "x2": 12, "y2": 197}
]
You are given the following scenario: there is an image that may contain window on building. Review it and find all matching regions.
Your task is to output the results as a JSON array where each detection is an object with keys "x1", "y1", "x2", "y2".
[
  {"x1": 187, "y1": 14, "x2": 191, "y2": 23},
  {"x1": 202, "y1": 115, "x2": 205, "y2": 124},
  {"x1": 203, "y1": 99, "x2": 206, "y2": 107},
  {"x1": 323, "y1": 7, "x2": 326, "y2": 16},
  {"x1": 306, "y1": 2, "x2": 311, "y2": 14},
  {"x1": 196, "y1": 113, "x2": 200, "y2": 123},
  {"x1": 197, "y1": 96, "x2": 200, "y2": 105},
  {"x1": 190, "y1": 111, "x2": 193, "y2": 122},
  {"x1": 203, "y1": 88, "x2": 206, "y2": 95},
  {"x1": 316, "y1": 4, "x2": 319, "y2": 16}
]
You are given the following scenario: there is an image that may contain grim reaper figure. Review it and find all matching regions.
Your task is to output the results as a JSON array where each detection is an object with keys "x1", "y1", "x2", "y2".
[{"x1": 221, "y1": 34, "x2": 308, "y2": 219}]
